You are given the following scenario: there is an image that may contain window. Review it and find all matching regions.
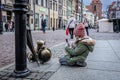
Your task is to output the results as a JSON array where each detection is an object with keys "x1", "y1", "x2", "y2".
[
  {"x1": 56, "y1": 3, "x2": 57, "y2": 11},
  {"x1": 54, "y1": 18, "x2": 55, "y2": 27},
  {"x1": 45, "y1": 0, "x2": 48, "y2": 8},
  {"x1": 56, "y1": 19, "x2": 58, "y2": 28},
  {"x1": 38, "y1": 0, "x2": 41, "y2": 5},
  {"x1": 31, "y1": 18, "x2": 33, "y2": 24},
  {"x1": 41, "y1": 0, "x2": 44, "y2": 6},
  {"x1": 35, "y1": 13, "x2": 39, "y2": 28},
  {"x1": 94, "y1": 5, "x2": 96, "y2": 11},
  {"x1": 51, "y1": 18, "x2": 52, "y2": 27},
  {"x1": 53, "y1": 2, "x2": 55, "y2": 10},
  {"x1": 36, "y1": 0, "x2": 38, "y2": 5},
  {"x1": 50, "y1": 2, "x2": 52, "y2": 9}
]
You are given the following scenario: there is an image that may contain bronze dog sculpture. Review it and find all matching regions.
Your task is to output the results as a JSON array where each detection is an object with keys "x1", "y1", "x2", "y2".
[{"x1": 27, "y1": 40, "x2": 52, "y2": 64}]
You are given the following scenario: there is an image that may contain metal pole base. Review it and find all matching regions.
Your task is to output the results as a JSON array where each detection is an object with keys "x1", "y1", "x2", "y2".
[{"x1": 10, "y1": 68, "x2": 31, "y2": 78}]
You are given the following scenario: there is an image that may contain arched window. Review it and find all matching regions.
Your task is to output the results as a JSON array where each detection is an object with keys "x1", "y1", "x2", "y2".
[{"x1": 94, "y1": 5, "x2": 96, "y2": 11}]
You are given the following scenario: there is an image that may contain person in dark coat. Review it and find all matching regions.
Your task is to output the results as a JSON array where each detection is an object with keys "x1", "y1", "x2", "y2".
[
  {"x1": 4, "y1": 22, "x2": 9, "y2": 32},
  {"x1": 41, "y1": 16, "x2": 46, "y2": 34}
]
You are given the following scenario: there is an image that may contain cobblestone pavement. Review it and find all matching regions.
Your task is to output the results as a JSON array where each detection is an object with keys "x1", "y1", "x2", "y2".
[
  {"x1": 0, "y1": 29, "x2": 120, "y2": 69},
  {"x1": 0, "y1": 65, "x2": 54, "y2": 80}
]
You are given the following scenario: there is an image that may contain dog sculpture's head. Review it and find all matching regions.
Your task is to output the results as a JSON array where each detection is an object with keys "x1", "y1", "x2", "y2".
[{"x1": 36, "y1": 40, "x2": 46, "y2": 50}]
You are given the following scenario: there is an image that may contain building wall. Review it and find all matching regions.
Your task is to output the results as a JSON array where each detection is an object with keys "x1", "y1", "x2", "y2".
[
  {"x1": 34, "y1": 5, "x2": 48, "y2": 30},
  {"x1": 71, "y1": 0, "x2": 76, "y2": 17},
  {"x1": 75, "y1": 0, "x2": 81, "y2": 21},
  {"x1": 29, "y1": 0, "x2": 49, "y2": 30},
  {"x1": 86, "y1": 0, "x2": 102, "y2": 19},
  {"x1": 67, "y1": 0, "x2": 72, "y2": 18},
  {"x1": 1, "y1": 0, "x2": 14, "y2": 31},
  {"x1": 62, "y1": 0, "x2": 67, "y2": 25},
  {"x1": 49, "y1": 0, "x2": 58, "y2": 30},
  {"x1": 83, "y1": 5, "x2": 95, "y2": 27}
]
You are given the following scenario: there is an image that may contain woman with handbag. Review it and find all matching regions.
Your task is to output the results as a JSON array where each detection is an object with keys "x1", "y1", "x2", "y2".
[{"x1": 67, "y1": 14, "x2": 76, "y2": 39}]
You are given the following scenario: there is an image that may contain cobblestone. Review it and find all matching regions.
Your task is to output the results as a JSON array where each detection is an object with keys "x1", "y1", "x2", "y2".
[
  {"x1": 0, "y1": 29, "x2": 120, "y2": 69},
  {"x1": 0, "y1": 66, "x2": 55, "y2": 80}
]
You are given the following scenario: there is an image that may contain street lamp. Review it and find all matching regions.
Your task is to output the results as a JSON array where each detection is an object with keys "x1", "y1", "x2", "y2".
[
  {"x1": 0, "y1": 0, "x2": 3, "y2": 34},
  {"x1": 10, "y1": 0, "x2": 31, "y2": 78}
]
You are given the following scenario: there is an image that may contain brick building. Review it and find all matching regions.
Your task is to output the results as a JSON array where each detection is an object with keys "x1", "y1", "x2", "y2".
[
  {"x1": 108, "y1": 1, "x2": 120, "y2": 32},
  {"x1": 86, "y1": 0, "x2": 102, "y2": 19}
]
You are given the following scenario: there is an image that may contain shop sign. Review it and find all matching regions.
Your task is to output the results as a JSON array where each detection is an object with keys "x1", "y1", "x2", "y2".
[{"x1": 39, "y1": 7, "x2": 47, "y2": 12}]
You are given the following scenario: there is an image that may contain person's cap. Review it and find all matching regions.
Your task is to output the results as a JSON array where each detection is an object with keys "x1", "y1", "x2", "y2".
[{"x1": 73, "y1": 23, "x2": 86, "y2": 36}]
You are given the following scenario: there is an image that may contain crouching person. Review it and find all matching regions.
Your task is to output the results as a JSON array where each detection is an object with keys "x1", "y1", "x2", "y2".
[{"x1": 59, "y1": 23, "x2": 96, "y2": 67}]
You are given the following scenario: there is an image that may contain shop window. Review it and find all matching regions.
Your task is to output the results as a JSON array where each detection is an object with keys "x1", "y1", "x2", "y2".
[
  {"x1": 45, "y1": 0, "x2": 48, "y2": 8},
  {"x1": 31, "y1": 18, "x2": 33, "y2": 24},
  {"x1": 2, "y1": 16, "x2": 7, "y2": 22},
  {"x1": 51, "y1": 18, "x2": 52, "y2": 27},
  {"x1": 41, "y1": 0, "x2": 44, "y2": 6},
  {"x1": 35, "y1": 13, "x2": 39, "y2": 28},
  {"x1": 36, "y1": 0, "x2": 38, "y2": 5}
]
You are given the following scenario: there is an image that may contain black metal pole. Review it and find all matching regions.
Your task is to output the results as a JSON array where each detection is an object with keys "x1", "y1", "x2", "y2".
[
  {"x1": 0, "y1": 0, "x2": 3, "y2": 34},
  {"x1": 11, "y1": 0, "x2": 31, "y2": 78}
]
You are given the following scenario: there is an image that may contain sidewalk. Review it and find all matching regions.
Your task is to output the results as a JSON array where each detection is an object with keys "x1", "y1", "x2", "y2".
[{"x1": 0, "y1": 40, "x2": 120, "y2": 80}]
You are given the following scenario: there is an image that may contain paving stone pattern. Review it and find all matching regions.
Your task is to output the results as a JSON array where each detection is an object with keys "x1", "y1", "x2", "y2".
[
  {"x1": 0, "y1": 65, "x2": 54, "y2": 80},
  {"x1": 0, "y1": 29, "x2": 120, "y2": 68}
]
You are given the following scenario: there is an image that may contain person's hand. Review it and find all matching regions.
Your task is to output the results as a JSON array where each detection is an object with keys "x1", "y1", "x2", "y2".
[
  {"x1": 71, "y1": 43, "x2": 76, "y2": 48},
  {"x1": 65, "y1": 43, "x2": 70, "y2": 48}
]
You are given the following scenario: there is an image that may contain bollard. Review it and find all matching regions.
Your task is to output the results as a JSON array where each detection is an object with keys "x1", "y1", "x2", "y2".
[{"x1": 10, "y1": 0, "x2": 31, "y2": 78}]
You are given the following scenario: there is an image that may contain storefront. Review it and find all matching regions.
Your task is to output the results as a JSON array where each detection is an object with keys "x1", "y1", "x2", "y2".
[{"x1": 2, "y1": 4, "x2": 14, "y2": 31}]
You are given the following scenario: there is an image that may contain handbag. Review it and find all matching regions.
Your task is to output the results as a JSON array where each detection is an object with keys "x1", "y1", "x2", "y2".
[
  {"x1": 66, "y1": 28, "x2": 69, "y2": 35},
  {"x1": 65, "y1": 20, "x2": 73, "y2": 35}
]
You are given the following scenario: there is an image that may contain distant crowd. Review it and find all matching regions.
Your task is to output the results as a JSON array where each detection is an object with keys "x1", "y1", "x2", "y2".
[{"x1": 4, "y1": 20, "x2": 14, "y2": 32}]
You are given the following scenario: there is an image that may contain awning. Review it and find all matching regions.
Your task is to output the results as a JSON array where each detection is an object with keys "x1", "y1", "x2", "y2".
[{"x1": 27, "y1": 10, "x2": 34, "y2": 16}]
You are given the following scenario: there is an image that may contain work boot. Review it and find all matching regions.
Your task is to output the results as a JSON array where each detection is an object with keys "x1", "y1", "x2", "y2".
[
  {"x1": 76, "y1": 61, "x2": 87, "y2": 67},
  {"x1": 59, "y1": 57, "x2": 68, "y2": 65}
]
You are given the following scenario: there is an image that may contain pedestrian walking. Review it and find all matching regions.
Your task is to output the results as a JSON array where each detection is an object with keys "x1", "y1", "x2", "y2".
[
  {"x1": 41, "y1": 15, "x2": 47, "y2": 34},
  {"x1": 83, "y1": 14, "x2": 89, "y2": 36},
  {"x1": 63, "y1": 24, "x2": 66, "y2": 30},
  {"x1": 67, "y1": 14, "x2": 76, "y2": 39},
  {"x1": 4, "y1": 22, "x2": 9, "y2": 32},
  {"x1": 59, "y1": 23, "x2": 96, "y2": 67},
  {"x1": 11, "y1": 20, "x2": 15, "y2": 32}
]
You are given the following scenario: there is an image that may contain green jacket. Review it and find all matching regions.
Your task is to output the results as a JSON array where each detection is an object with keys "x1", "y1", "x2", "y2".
[{"x1": 65, "y1": 37, "x2": 95, "y2": 65}]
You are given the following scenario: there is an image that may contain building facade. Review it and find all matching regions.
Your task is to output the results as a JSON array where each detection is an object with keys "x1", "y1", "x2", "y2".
[
  {"x1": 86, "y1": 0, "x2": 102, "y2": 20},
  {"x1": 67, "y1": 0, "x2": 72, "y2": 18},
  {"x1": 62, "y1": 0, "x2": 67, "y2": 27},
  {"x1": 49, "y1": 0, "x2": 58, "y2": 30},
  {"x1": 108, "y1": 1, "x2": 120, "y2": 32},
  {"x1": 75, "y1": 0, "x2": 81, "y2": 22},
  {"x1": 71, "y1": 0, "x2": 76, "y2": 17},
  {"x1": 1, "y1": 0, "x2": 14, "y2": 31},
  {"x1": 0, "y1": 0, "x2": 84, "y2": 31},
  {"x1": 58, "y1": 0, "x2": 63, "y2": 29},
  {"x1": 33, "y1": 0, "x2": 49, "y2": 30}
]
